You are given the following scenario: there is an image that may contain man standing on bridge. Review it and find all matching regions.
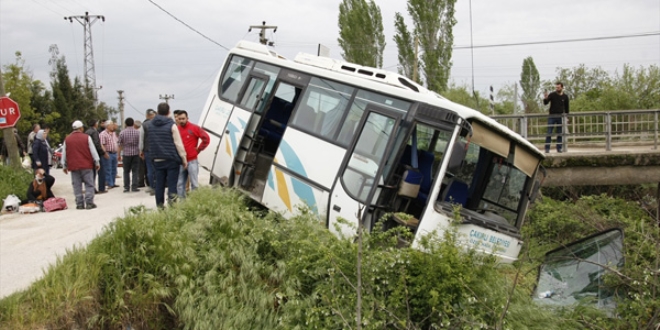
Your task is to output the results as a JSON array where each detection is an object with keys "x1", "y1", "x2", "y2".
[{"x1": 543, "y1": 82, "x2": 570, "y2": 153}]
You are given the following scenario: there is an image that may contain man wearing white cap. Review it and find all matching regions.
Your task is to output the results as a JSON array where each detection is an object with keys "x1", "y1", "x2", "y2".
[{"x1": 62, "y1": 120, "x2": 101, "y2": 210}]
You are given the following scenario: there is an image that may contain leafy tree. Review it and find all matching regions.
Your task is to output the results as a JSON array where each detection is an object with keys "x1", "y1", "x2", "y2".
[
  {"x1": 2, "y1": 52, "x2": 38, "y2": 135},
  {"x1": 443, "y1": 82, "x2": 490, "y2": 114},
  {"x1": 338, "y1": 0, "x2": 386, "y2": 68},
  {"x1": 29, "y1": 80, "x2": 59, "y2": 133},
  {"x1": 604, "y1": 64, "x2": 660, "y2": 110},
  {"x1": 520, "y1": 56, "x2": 541, "y2": 113},
  {"x1": 549, "y1": 64, "x2": 610, "y2": 100},
  {"x1": 495, "y1": 82, "x2": 517, "y2": 115},
  {"x1": 48, "y1": 55, "x2": 113, "y2": 143},
  {"x1": 393, "y1": 13, "x2": 420, "y2": 84},
  {"x1": 394, "y1": 0, "x2": 457, "y2": 93},
  {"x1": 50, "y1": 56, "x2": 76, "y2": 142}
]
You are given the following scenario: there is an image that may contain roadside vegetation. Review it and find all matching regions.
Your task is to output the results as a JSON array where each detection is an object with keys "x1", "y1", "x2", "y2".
[
  {"x1": 0, "y1": 185, "x2": 658, "y2": 329},
  {"x1": 0, "y1": 163, "x2": 34, "y2": 203}
]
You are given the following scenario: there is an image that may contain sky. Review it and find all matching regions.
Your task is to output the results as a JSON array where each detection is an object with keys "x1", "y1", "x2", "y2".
[{"x1": 1, "y1": 0, "x2": 658, "y2": 123}]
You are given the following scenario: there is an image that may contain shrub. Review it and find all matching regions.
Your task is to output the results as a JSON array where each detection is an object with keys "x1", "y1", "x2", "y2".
[
  {"x1": 8, "y1": 187, "x2": 655, "y2": 329},
  {"x1": 0, "y1": 163, "x2": 33, "y2": 203}
]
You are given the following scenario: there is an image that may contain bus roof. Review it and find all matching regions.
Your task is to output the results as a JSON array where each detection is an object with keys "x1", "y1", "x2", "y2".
[{"x1": 231, "y1": 41, "x2": 544, "y2": 159}]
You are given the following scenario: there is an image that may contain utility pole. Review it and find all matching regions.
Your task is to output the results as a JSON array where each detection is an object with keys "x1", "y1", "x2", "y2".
[
  {"x1": 159, "y1": 94, "x2": 174, "y2": 104},
  {"x1": 489, "y1": 85, "x2": 494, "y2": 115},
  {"x1": 65, "y1": 12, "x2": 105, "y2": 105},
  {"x1": 413, "y1": 36, "x2": 419, "y2": 83},
  {"x1": 248, "y1": 21, "x2": 277, "y2": 46},
  {"x1": 117, "y1": 90, "x2": 125, "y2": 128},
  {"x1": 0, "y1": 69, "x2": 21, "y2": 169}
]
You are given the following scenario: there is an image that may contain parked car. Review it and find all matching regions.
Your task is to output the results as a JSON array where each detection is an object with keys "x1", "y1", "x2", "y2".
[{"x1": 52, "y1": 144, "x2": 63, "y2": 168}]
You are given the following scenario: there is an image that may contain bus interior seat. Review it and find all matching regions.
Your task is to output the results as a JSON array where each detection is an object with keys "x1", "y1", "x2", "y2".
[
  {"x1": 415, "y1": 150, "x2": 435, "y2": 204},
  {"x1": 293, "y1": 104, "x2": 318, "y2": 131},
  {"x1": 259, "y1": 98, "x2": 293, "y2": 142},
  {"x1": 397, "y1": 145, "x2": 435, "y2": 204},
  {"x1": 441, "y1": 178, "x2": 468, "y2": 206}
]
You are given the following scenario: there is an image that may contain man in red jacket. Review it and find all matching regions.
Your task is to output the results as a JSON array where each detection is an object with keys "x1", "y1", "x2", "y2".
[
  {"x1": 175, "y1": 110, "x2": 209, "y2": 198},
  {"x1": 62, "y1": 120, "x2": 101, "y2": 209}
]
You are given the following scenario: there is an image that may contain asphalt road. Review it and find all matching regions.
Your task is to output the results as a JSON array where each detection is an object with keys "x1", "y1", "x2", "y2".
[{"x1": 0, "y1": 166, "x2": 210, "y2": 298}]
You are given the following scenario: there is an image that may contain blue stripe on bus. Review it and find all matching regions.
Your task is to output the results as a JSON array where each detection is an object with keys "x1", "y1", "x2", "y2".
[
  {"x1": 226, "y1": 121, "x2": 240, "y2": 156},
  {"x1": 267, "y1": 169, "x2": 274, "y2": 190},
  {"x1": 278, "y1": 140, "x2": 317, "y2": 213}
]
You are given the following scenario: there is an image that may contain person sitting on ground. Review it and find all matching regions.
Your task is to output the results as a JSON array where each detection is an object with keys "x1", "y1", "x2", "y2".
[{"x1": 26, "y1": 168, "x2": 55, "y2": 202}]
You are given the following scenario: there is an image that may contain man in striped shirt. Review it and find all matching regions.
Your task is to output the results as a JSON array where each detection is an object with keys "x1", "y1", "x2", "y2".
[
  {"x1": 119, "y1": 117, "x2": 141, "y2": 192},
  {"x1": 99, "y1": 120, "x2": 119, "y2": 189}
]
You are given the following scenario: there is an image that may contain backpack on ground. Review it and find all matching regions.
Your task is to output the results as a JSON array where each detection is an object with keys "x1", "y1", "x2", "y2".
[{"x1": 43, "y1": 197, "x2": 67, "y2": 212}]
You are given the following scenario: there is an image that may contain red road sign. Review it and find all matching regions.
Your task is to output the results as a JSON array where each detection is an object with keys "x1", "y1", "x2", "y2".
[{"x1": 0, "y1": 96, "x2": 21, "y2": 129}]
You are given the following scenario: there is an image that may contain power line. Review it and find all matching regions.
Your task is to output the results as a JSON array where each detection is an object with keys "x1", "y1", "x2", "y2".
[
  {"x1": 275, "y1": 31, "x2": 660, "y2": 51},
  {"x1": 454, "y1": 31, "x2": 660, "y2": 49},
  {"x1": 146, "y1": 0, "x2": 230, "y2": 51}
]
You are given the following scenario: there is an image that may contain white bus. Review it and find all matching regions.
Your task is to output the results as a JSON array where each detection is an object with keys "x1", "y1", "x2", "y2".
[{"x1": 197, "y1": 41, "x2": 545, "y2": 263}]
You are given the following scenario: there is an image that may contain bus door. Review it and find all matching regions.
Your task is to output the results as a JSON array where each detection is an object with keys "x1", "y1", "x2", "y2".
[
  {"x1": 212, "y1": 71, "x2": 270, "y2": 186},
  {"x1": 236, "y1": 69, "x2": 308, "y2": 200},
  {"x1": 328, "y1": 106, "x2": 401, "y2": 239}
]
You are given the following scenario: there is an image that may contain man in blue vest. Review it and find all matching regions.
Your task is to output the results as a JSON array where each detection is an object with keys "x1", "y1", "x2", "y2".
[{"x1": 147, "y1": 102, "x2": 187, "y2": 208}]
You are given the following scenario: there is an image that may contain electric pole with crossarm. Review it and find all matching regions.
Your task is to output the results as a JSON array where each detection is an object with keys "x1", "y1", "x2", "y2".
[
  {"x1": 65, "y1": 12, "x2": 105, "y2": 105},
  {"x1": 248, "y1": 21, "x2": 277, "y2": 46}
]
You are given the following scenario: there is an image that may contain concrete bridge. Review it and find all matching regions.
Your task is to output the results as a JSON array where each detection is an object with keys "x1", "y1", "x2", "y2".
[{"x1": 491, "y1": 109, "x2": 660, "y2": 187}]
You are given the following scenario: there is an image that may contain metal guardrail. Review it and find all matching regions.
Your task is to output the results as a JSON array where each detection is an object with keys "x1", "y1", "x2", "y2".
[{"x1": 491, "y1": 109, "x2": 660, "y2": 152}]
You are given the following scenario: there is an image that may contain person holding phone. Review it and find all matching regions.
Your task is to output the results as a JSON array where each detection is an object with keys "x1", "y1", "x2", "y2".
[{"x1": 543, "y1": 82, "x2": 570, "y2": 153}]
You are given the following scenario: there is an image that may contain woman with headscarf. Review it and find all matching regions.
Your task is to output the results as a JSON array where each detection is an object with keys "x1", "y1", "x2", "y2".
[
  {"x1": 32, "y1": 129, "x2": 51, "y2": 175},
  {"x1": 26, "y1": 168, "x2": 55, "y2": 202}
]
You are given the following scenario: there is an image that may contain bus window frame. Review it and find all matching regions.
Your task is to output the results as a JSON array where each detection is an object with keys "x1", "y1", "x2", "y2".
[
  {"x1": 217, "y1": 55, "x2": 256, "y2": 104},
  {"x1": 337, "y1": 103, "x2": 403, "y2": 205},
  {"x1": 237, "y1": 72, "x2": 270, "y2": 112}
]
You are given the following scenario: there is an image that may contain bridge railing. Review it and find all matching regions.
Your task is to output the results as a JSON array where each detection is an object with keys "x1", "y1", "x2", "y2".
[{"x1": 492, "y1": 109, "x2": 660, "y2": 151}]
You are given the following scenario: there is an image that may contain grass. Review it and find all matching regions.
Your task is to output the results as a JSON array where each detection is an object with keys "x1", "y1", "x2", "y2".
[
  {"x1": 1, "y1": 186, "x2": 631, "y2": 329},
  {"x1": 0, "y1": 163, "x2": 33, "y2": 204}
]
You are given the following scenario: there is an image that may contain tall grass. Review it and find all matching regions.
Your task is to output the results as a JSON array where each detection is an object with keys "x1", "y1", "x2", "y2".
[{"x1": 1, "y1": 186, "x2": 625, "y2": 329}]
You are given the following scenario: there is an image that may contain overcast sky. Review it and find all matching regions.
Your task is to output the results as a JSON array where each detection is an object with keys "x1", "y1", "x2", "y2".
[{"x1": 1, "y1": 0, "x2": 658, "y2": 123}]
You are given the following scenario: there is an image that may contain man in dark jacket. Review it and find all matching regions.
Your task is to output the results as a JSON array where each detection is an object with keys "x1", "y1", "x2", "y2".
[
  {"x1": 63, "y1": 120, "x2": 101, "y2": 210},
  {"x1": 543, "y1": 82, "x2": 570, "y2": 153},
  {"x1": 146, "y1": 103, "x2": 187, "y2": 208},
  {"x1": 139, "y1": 109, "x2": 157, "y2": 194},
  {"x1": 86, "y1": 119, "x2": 108, "y2": 194}
]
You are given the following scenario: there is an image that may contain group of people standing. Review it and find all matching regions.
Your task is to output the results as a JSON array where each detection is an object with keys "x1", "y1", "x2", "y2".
[
  {"x1": 141, "y1": 102, "x2": 209, "y2": 208},
  {"x1": 55, "y1": 102, "x2": 209, "y2": 210}
]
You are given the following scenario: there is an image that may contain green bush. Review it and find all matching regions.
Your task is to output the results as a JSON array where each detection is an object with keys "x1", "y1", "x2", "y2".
[
  {"x1": 5, "y1": 187, "x2": 657, "y2": 329},
  {"x1": 0, "y1": 163, "x2": 33, "y2": 203}
]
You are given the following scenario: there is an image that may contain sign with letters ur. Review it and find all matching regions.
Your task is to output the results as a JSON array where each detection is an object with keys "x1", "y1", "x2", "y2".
[{"x1": 0, "y1": 96, "x2": 21, "y2": 129}]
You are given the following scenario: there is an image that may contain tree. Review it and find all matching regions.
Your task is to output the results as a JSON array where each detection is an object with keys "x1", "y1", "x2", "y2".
[
  {"x1": 519, "y1": 57, "x2": 540, "y2": 113},
  {"x1": 337, "y1": 0, "x2": 386, "y2": 68},
  {"x1": 394, "y1": 0, "x2": 457, "y2": 93},
  {"x1": 47, "y1": 51, "x2": 114, "y2": 144},
  {"x1": 495, "y1": 82, "x2": 517, "y2": 115},
  {"x1": 393, "y1": 13, "x2": 420, "y2": 84},
  {"x1": 443, "y1": 82, "x2": 490, "y2": 114},
  {"x1": 2, "y1": 52, "x2": 38, "y2": 135},
  {"x1": 551, "y1": 64, "x2": 609, "y2": 100}
]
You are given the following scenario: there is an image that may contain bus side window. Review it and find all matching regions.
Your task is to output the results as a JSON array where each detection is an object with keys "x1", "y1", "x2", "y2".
[
  {"x1": 292, "y1": 77, "x2": 354, "y2": 140},
  {"x1": 219, "y1": 56, "x2": 254, "y2": 103}
]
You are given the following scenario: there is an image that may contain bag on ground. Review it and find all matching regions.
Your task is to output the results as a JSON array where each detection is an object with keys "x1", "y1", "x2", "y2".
[
  {"x1": 2, "y1": 194, "x2": 21, "y2": 213},
  {"x1": 22, "y1": 157, "x2": 32, "y2": 170},
  {"x1": 19, "y1": 203, "x2": 41, "y2": 214},
  {"x1": 43, "y1": 197, "x2": 67, "y2": 212}
]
